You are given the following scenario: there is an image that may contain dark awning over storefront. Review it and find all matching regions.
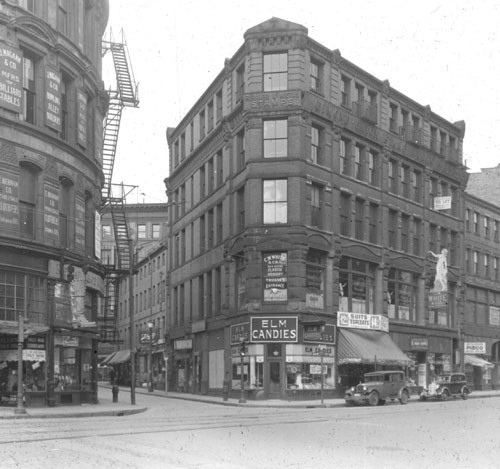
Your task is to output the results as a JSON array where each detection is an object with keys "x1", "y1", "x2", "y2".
[
  {"x1": 464, "y1": 354, "x2": 494, "y2": 369},
  {"x1": 103, "y1": 349, "x2": 131, "y2": 366},
  {"x1": 338, "y1": 328, "x2": 413, "y2": 366},
  {"x1": 0, "y1": 320, "x2": 49, "y2": 336}
]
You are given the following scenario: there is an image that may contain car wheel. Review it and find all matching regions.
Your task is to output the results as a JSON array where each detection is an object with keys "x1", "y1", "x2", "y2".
[
  {"x1": 378, "y1": 399, "x2": 386, "y2": 406},
  {"x1": 399, "y1": 390, "x2": 409, "y2": 405},
  {"x1": 441, "y1": 389, "x2": 449, "y2": 401},
  {"x1": 368, "y1": 391, "x2": 380, "y2": 406},
  {"x1": 462, "y1": 388, "x2": 469, "y2": 400}
]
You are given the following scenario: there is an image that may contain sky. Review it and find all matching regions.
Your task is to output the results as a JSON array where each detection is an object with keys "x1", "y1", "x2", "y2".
[{"x1": 104, "y1": 0, "x2": 500, "y2": 204}]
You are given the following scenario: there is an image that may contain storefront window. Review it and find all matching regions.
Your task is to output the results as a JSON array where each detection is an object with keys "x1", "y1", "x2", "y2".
[
  {"x1": 306, "y1": 249, "x2": 325, "y2": 309},
  {"x1": 339, "y1": 258, "x2": 375, "y2": 313},
  {"x1": 231, "y1": 355, "x2": 263, "y2": 390},
  {"x1": 388, "y1": 269, "x2": 416, "y2": 321},
  {"x1": 286, "y1": 362, "x2": 334, "y2": 390}
]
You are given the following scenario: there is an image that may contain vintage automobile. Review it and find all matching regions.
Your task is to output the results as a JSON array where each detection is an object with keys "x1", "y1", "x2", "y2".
[
  {"x1": 344, "y1": 370, "x2": 410, "y2": 406},
  {"x1": 419, "y1": 373, "x2": 470, "y2": 401}
]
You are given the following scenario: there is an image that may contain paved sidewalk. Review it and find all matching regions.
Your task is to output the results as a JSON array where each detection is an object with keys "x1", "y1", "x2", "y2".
[{"x1": 1, "y1": 384, "x2": 499, "y2": 419}]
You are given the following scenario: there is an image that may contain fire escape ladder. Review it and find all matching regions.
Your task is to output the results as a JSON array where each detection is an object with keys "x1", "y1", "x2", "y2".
[
  {"x1": 101, "y1": 94, "x2": 123, "y2": 203},
  {"x1": 98, "y1": 272, "x2": 121, "y2": 343},
  {"x1": 110, "y1": 41, "x2": 139, "y2": 107},
  {"x1": 109, "y1": 196, "x2": 132, "y2": 271}
]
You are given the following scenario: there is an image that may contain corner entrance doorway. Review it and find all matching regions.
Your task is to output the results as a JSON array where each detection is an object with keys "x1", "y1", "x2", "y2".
[{"x1": 266, "y1": 344, "x2": 283, "y2": 399}]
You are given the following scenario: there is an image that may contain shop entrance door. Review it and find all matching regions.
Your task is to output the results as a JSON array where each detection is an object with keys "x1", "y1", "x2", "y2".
[{"x1": 267, "y1": 360, "x2": 282, "y2": 399}]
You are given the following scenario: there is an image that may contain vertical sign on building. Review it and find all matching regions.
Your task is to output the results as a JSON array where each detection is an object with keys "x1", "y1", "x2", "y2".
[
  {"x1": 94, "y1": 210, "x2": 101, "y2": 259},
  {"x1": 43, "y1": 184, "x2": 59, "y2": 244},
  {"x1": 263, "y1": 252, "x2": 287, "y2": 302},
  {"x1": 45, "y1": 67, "x2": 62, "y2": 132},
  {"x1": 76, "y1": 88, "x2": 87, "y2": 148},
  {"x1": 0, "y1": 43, "x2": 23, "y2": 113},
  {"x1": 0, "y1": 171, "x2": 19, "y2": 227},
  {"x1": 75, "y1": 197, "x2": 86, "y2": 250}
]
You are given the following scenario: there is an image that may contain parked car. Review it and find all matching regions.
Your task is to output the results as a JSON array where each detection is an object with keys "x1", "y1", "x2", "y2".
[
  {"x1": 345, "y1": 370, "x2": 410, "y2": 406},
  {"x1": 419, "y1": 373, "x2": 470, "y2": 401}
]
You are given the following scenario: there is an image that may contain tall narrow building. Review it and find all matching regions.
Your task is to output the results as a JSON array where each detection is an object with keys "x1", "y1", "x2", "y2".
[{"x1": 165, "y1": 18, "x2": 468, "y2": 399}]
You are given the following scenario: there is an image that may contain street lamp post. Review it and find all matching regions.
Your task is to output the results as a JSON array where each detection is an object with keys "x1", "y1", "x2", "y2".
[
  {"x1": 14, "y1": 314, "x2": 27, "y2": 415},
  {"x1": 148, "y1": 321, "x2": 154, "y2": 392},
  {"x1": 239, "y1": 339, "x2": 247, "y2": 404},
  {"x1": 319, "y1": 344, "x2": 326, "y2": 405}
]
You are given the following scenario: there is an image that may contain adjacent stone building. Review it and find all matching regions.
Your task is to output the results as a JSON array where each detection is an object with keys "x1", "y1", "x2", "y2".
[{"x1": 165, "y1": 18, "x2": 472, "y2": 400}]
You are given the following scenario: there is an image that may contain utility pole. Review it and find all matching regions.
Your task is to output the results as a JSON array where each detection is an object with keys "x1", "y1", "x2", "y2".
[
  {"x1": 14, "y1": 314, "x2": 26, "y2": 415},
  {"x1": 129, "y1": 239, "x2": 136, "y2": 405}
]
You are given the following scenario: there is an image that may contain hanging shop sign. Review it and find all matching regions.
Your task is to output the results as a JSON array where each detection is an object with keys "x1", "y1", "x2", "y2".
[
  {"x1": 464, "y1": 342, "x2": 486, "y2": 354},
  {"x1": 174, "y1": 339, "x2": 192, "y2": 350},
  {"x1": 230, "y1": 322, "x2": 250, "y2": 345},
  {"x1": 337, "y1": 312, "x2": 389, "y2": 332},
  {"x1": 250, "y1": 316, "x2": 298, "y2": 343},
  {"x1": 0, "y1": 171, "x2": 19, "y2": 227},
  {"x1": 263, "y1": 252, "x2": 287, "y2": 302},
  {"x1": 489, "y1": 306, "x2": 500, "y2": 326},
  {"x1": 433, "y1": 196, "x2": 452, "y2": 211},
  {"x1": 429, "y1": 291, "x2": 447, "y2": 308},
  {"x1": 139, "y1": 330, "x2": 158, "y2": 345},
  {"x1": 43, "y1": 183, "x2": 59, "y2": 244},
  {"x1": 303, "y1": 324, "x2": 335, "y2": 344},
  {"x1": 44, "y1": 66, "x2": 62, "y2": 131},
  {"x1": 0, "y1": 43, "x2": 23, "y2": 113},
  {"x1": 410, "y1": 337, "x2": 429, "y2": 351}
]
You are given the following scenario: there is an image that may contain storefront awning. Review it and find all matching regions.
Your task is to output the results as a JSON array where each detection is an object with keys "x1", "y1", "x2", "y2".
[
  {"x1": 106, "y1": 349, "x2": 131, "y2": 366},
  {"x1": 0, "y1": 320, "x2": 49, "y2": 336},
  {"x1": 464, "y1": 354, "x2": 494, "y2": 369},
  {"x1": 338, "y1": 328, "x2": 413, "y2": 366}
]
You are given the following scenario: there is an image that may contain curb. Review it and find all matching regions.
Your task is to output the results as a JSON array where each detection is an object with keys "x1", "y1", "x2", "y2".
[{"x1": 0, "y1": 406, "x2": 148, "y2": 420}]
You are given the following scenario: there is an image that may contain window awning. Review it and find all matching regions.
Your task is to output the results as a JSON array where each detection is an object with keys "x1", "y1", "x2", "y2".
[
  {"x1": 106, "y1": 349, "x2": 131, "y2": 366},
  {"x1": 338, "y1": 328, "x2": 413, "y2": 366},
  {"x1": 464, "y1": 354, "x2": 494, "y2": 369}
]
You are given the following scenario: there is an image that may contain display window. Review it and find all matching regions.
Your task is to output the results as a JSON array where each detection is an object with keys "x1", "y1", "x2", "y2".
[
  {"x1": 286, "y1": 362, "x2": 335, "y2": 390},
  {"x1": 388, "y1": 268, "x2": 417, "y2": 321},
  {"x1": 339, "y1": 258, "x2": 375, "y2": 314},
  {"x1": 231, "y1": 356, "x2": 263, "y2": 390}
]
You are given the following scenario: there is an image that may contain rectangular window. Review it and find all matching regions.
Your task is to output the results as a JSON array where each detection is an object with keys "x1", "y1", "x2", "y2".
[
  {"x1": 340, "y1": 193, "x2": 350, "y2": 236},
  {"x1": 22, "y1": 53, "x2": 36, "y2": 124},
  {"x1": 19, "y1": 164, "x2": 38, "y2": 238},
  {"x1": 484, "y1": 216, "x2": 490, "y2": 238},
  {"x1": 388, "y1": 160, "x2": 397, "y2": 193},
  {"x1": 199, "y1": 110, "x2": 206, "y2": 140},
  {"x1": 263, "y1": 53, "x2": 287, "y2": 91},
  {"x1": 413, "y1": 218, "x2": 421, "y2": 256},
  {"x1": 473, "y1": 251, "x2": 479, "y2": 274},
  {"x1": 236, "y1": 62, "x2": 245, "y2": 102},
  {"x1": 217, "y1": 202, "x2": 223, "y2": 244},
  {"x1": 180, "y1": 133, "x2": 186, "y2": 160},
  {"x1": 216, "y1": 150, "x2": 223, "y2": 187},
  {"x1": 311, "y1": 125, "x2": 321, "y2": 164},
  {"x1": 237, "y1": 128, "x2": 245, "y2": 170},
  {"x1": 495, "y1": 220, "x2": 499, "y2": 242},
  {"x1": 340, "y1": 138, "x2": 347, "y2": 175},
  {"x1": 207, "y1": 99, "x2": 214, "y2": 132},
  {"x1": 207, "y1": 209, "x2": 214, "y2": 248},
  {"x1": 367, "y1": 150, "x2": 377, "y2": 186},
  {"x1": 341, "y1": 75, "x2": 351, "y2": 107},
  {"x1": 311, "y1": 184, "x2": 322, "y2": 228},
  {"x1": 200, "y1": 214, "x2": 205, "y2": 250},
  {"x1": 484, "y1": 254, "x2": 490, "y2": 278},
  {"x1": 494, "y1": 257, "x2": 499, "y2": 280},
  {"x1": 61, "y1": 77, "x2": 69, "y2": 140},
  {"x1": 264, "y1": 119, "x2": 287, "y2": 158},
  {"x1": 389, "y1": 103, "x2": 398, "y2": 133},
  {"x1": 369, "y1": 203, "x2": 379, "y2": 244},
  {"x1": 401, "y1": 214, "x2": 410, "y2": 252},
  {"x1": 388, "y1": 210, "x2": 397, "y2": 249},
  {"x1": 200, "y1": 165, "x2": 205, "y2": 199},
  {"x1": 310, "y1": 59, "x2": 322, "y2": 93},
  {"x1": 57, "y1": 0, "x2": 68, "y2": 35},
  {"x1": 216, "y1": 89, "x2": 223, "y2": 123},
  {"x1": 354, "y1": 198, "x2": 364, "y2": 240},
  {"x1": 152, "y1": 224, "x2": 160, "y2": 239},
  {"x1": 474, "y1": 212, "x2": 479, "y2": 234},
  {"x1": 207, "y1": 158, "x2": 214, "y2": 194},
  {"x1": 263, "y1": 179, "x2": 287, "y2": 224},
  {"x1": 137, "y1": 224, "x2": 146, "y2": 239},
  {"x1": 465, "y1": 209, "x2": 471, "y2": 231},
  {"x1": 400, "y1": 165, "x2": 409, "y2": 198},
  {"x1": 206, "y1": 271, "x2": 213, "y2": 317},
  {"x1": 237, "y1": 187, "x2": 245, "y2": 232},
  {"x1": 465, "y1": 249, "x2": 470, "y2": 273},
  {"x1": 354, "y1": 145, "x2": 362, "y2": 180},
  {"x1": 412, "y1": 170, "x2": 422, "y2": 203}
]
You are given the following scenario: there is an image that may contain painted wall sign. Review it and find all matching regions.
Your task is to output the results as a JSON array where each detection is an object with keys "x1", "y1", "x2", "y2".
[
  {"x1": 244, "y1": 90, "x2": 301, "y2": 111},
  {"x1": 250, "y1": 316, "x2": 298, "y2": 343},
  {"x1": 410, "y1": 337, "x2": 429, "y2": 351},
  {"x1": 75, "y1": 197, "x2": 86, "y2": 250},
  {"x1": 337, "y1": 312, "x2": 389, "y2": 332},
  {"x1": 0, "y1": 43, "x2": 23, "y2": 113},
  {"x1": 0, "y1": 171, "x2": 19, "y2": 227},
  {"x1": 43, "y1": 184, "x2": 59, "y2": 243},
  {"x1": 76, "y1": 88, "x2": 87, "y2": 147},
  {"x1": 489, "y1": 306, "x2": 500, "y2": 326},
  {"x1": 464, "y1": 342, "x2": 486, "y2": 354},
  {"x1": 45, "y1": 67, "x2": 62, "y2": 131},
  {"x1": 263, "y1": 252, "x2": 287, "y2": 302},
  {"x1": 230, "y1": 322, "x2": 249, "y2": 345},
  {"x1": 174, "y1": 339, "x2": 192, "y2": 350},
  {"x1": 303, "y1": 324, "x2": 335, "y2": 344}
]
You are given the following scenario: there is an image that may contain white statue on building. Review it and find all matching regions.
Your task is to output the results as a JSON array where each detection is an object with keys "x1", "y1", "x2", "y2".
[{"x1": 428, "y1": 249, "x2": 448, "y2": 292}]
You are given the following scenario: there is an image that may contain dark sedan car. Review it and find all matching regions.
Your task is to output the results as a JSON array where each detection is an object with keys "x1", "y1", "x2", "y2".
[{"x1": 419, "y1": 373, "x2": 470, "y2": 401}]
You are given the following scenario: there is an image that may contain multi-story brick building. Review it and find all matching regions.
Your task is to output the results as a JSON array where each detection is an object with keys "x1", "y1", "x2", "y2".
[
  {"x1": 0, "y1": 1, "x2": 109, "y2": 406},
  {"x1": 463, "y1": 181, "x2": 500, "y2": 389},
  {"x1": 165, "y1": 17, "x2": 470, "y2": 400}
]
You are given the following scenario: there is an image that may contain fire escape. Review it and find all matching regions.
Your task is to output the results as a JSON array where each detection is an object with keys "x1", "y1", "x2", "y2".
[{"x1": 97, "y1": 31, "x2": 139, "y2": 343}]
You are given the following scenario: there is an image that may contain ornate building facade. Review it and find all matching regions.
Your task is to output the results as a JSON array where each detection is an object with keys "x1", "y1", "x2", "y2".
[{"x1": 0, "y1": 0, "x2": 109, "y2": 407}]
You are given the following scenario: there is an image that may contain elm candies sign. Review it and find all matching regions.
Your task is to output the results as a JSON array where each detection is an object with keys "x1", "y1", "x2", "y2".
[{"x1": 250, "y1": 316, "x2": 298, "y2": 343}]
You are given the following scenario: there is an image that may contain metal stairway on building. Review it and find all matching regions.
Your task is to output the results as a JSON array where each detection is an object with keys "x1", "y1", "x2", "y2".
[{"x1": 98, "y1": 31, "x2": 139, "y2": 343}]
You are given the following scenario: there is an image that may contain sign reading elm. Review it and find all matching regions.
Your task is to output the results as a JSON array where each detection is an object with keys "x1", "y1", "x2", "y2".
[{"x1": 250, "y1": 316, "x2": 298, "y2": 343}]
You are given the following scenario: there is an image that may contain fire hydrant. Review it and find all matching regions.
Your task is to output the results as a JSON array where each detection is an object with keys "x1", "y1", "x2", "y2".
[{"x1": 112, "y1": 385, "x2": 119, "y2": 403}]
